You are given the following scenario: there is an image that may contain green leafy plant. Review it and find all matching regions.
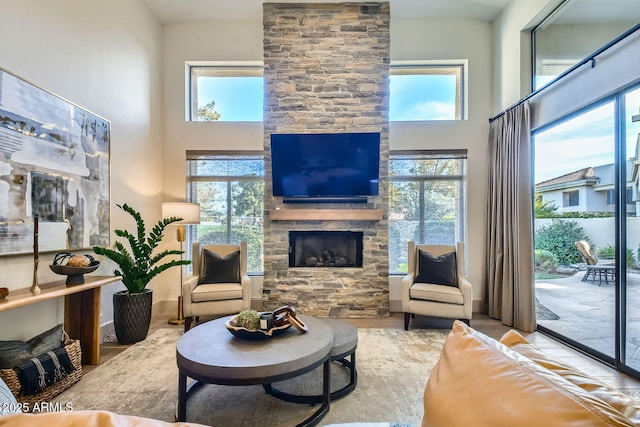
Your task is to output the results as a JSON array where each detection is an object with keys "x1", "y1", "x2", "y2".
[
  {"x1": 597, "y1": 244, "x2": 637, "y2": 269},
  {"x1": 535, "y1": 219, "x2": 590, "y2": 265},
  {"x1": 93, "y1": 203, "x2": 190, "y2": 294},
  {"x1": 235, "y1": 309, "x2": 261, "y2": 330},
  {"x1": 534, "y1": 249, "x2": 559, "y2": 273}
]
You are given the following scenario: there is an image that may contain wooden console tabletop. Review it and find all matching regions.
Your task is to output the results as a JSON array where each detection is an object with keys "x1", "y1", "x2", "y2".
[{"x1": 0, "y1": 275, "x2": 121, "y2": 365}]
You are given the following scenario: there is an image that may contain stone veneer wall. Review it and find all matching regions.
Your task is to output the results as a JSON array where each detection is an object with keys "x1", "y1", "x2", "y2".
[{"x1": 263, "y1": 2, "x2": 390, "y2": 317}]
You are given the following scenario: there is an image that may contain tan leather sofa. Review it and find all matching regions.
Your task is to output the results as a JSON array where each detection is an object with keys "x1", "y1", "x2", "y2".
[
  {"x1": 0, "y1": 409, "x2": 207, "y2": 426},
  {"x1": 422, "y1": 321, "x2": 640, "y2": 427}
]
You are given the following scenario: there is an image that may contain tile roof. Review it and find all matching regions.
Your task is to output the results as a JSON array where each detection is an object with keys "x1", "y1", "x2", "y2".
[{"x1": 535, "y1": 167, "x2": 598, "y2": 188}]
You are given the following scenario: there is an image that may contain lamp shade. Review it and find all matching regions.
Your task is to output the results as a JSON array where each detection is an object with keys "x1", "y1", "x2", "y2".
[{"x1": 161, "y1": 202, "x2": 201, "y2": 224}]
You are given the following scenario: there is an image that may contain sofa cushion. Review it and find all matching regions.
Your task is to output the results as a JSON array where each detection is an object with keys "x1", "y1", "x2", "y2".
[
  {"x1": 409, "y1": 283, "x2": 463, "y2": 305},
  {"x1": 198, "y1": 249, "x2": 240, "y2": 285},
  {"x1": 0, "y1": 377, "x2": 20, "y2": 415},
  {"x1": 500, "y1": 329, "x2": 640, "y2": 425},
  {"x1": 191, "y1": 283, "x2": 243, "y2": 303},
  {"x1": 0, "y1": 409, "x2": 208, "y2": 427},
  {"x1": 415, "y1": 250, "x2": 457, "y2": 287},
  {"x1": 0, "y1": 324, "x2": 64, "y2": 369},
  {"x1": 422, "y1": 321, "x2": 635, "y2": 427}
]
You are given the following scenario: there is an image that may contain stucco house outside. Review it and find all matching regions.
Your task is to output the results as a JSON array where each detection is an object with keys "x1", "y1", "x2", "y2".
[{"x1": 536, "y1": 160, "x2": 636, "y2": 216}]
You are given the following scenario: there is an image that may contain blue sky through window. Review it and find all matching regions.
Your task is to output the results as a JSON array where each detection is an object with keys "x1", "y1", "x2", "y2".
[
  {"x1": 534, "y1": 87, "x2": 640, "y2": 183},
  {"x1": 390, "y1": 74, "x2": 457, "y2": 121},
  {"x1": 196, "y1": 76, "x2": 263, "y2": 121}
]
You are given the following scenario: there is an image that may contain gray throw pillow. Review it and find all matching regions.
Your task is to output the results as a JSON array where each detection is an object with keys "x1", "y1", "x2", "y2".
[
  {"x1": 0, "y1": 377, "x2": 20, "y2": 414},
  {"x1": 415, "y1": 250, "x2": 458, "y2": 287},
  {"x1": 0, "y1": 323, "x2": 64, "y2": 369},
  {"x1": 198, "y1": 249, "x2": 241, "y2": 285}
]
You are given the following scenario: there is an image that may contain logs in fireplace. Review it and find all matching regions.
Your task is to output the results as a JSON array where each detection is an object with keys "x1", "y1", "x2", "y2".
[{"x1": 289, "y1": 231, "x2": 363, "y2": 268}]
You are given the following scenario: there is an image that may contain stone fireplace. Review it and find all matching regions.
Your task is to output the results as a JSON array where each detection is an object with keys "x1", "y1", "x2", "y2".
[
  {"x1": 289, "y1": 231, "x2": 364, "y2": 268},
  {"x1": 263, "y1": 2, "x2": 390, "y2": 317}
]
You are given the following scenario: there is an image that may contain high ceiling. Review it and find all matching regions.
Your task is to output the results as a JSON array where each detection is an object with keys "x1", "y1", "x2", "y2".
[{"x1": 141, "y1": 0, "x2": 513, "y2": 24}]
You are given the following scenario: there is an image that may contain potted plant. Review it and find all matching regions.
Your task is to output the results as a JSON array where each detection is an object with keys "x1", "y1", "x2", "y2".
[{"x1": 93, "y1": 203, "x2": 190, "y2": 344}]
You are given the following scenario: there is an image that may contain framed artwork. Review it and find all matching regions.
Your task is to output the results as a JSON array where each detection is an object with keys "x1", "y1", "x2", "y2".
[{"x1": 0, "y1": 67, "x2": 110, "y2": 256}]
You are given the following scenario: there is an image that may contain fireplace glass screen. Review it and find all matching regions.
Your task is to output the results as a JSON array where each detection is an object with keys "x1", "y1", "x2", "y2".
[{"x1": 289, "y1": 231, "x2": 363, "y2": 268}]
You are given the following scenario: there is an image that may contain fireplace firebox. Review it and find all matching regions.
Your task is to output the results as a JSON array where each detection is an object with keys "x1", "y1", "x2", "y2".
[{"x1": 289, "y1": 231, "x2": 363, "y2": 268}]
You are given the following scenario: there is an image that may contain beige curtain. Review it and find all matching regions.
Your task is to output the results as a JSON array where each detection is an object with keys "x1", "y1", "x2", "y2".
[{"x1": 486, "y1": 101, "x2": 535, "y2": 332}]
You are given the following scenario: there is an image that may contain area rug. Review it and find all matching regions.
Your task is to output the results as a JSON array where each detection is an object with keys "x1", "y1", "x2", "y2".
[{"x1": 52, "y1": 327, "x2": 450, "y2": 426}]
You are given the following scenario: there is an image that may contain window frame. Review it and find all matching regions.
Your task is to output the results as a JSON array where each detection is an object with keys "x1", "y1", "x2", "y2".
[
  {"x1": 186, "y1": 61, "x2": 264, "y2": 122},
  {"x1": 562, "y1": 190, "x2": 579, "y2": 207},
  {"x1": 186, "y1": 151, "x2": 265, "y2": 274},
  {"x1": 388, "y1": 149, "x2": 468, "y2": 275},
  {"x1": 390, "y1": 60, "x2": 468, "y2": 121}
]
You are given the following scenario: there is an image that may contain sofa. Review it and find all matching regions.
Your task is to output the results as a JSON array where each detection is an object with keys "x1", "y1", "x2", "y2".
[{"x1": 422, "y1": 321, "x2": 640, "y2": 427}]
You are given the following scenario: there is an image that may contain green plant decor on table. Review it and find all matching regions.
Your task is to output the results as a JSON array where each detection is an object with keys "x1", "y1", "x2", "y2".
[
  {"x1": 93, "y1": 203, "x2": 191, "y2": 294},
  {"x1": 235, "y1": 309, "x2": 261, "y2": 330}
]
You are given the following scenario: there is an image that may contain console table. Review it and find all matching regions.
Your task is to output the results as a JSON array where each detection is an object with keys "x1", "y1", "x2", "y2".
[{"x1": 0, "y1": 275, "x2": 120, "y2": 365}]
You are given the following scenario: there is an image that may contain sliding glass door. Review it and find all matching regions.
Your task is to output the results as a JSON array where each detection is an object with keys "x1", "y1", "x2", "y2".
[
  {"x1": 624, "y1": 87, "x2": 640, "y2": 372},
  {"x1": 534, "y1": 101, "x2": 616, "y2": 360},
  {"x1": 534, "y1": 85, "x2": 640, "y2": 374}
]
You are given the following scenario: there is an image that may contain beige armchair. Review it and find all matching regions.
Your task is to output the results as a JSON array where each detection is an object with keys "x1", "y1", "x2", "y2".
[
  {"x1": 401, "y1": 241, "x2": 472, "y2": 330},
  {"x1": 183, "y1": 242, "x2": 251, "y2": 331}
]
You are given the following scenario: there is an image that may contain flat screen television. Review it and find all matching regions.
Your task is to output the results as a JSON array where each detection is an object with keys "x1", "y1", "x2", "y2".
[{"x1": 270, "y1": 132, "x2": 380, "y2": 201}]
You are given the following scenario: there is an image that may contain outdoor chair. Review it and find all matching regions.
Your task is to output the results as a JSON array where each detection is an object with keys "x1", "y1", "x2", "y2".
[
  {"x1": 575, "y1": 240, "x2": 616, "y2": 285},
  {"x1": 182, "y1": 242, "x2": 251, "y2": 331},
  {"x1": 401, "y1": 241, "x2": 472, "y2": 330}
]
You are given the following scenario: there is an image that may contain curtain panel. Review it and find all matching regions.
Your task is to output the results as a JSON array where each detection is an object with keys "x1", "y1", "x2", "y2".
[{"x1": 486, "y1": 101, "x2": 536, "y2": 332}]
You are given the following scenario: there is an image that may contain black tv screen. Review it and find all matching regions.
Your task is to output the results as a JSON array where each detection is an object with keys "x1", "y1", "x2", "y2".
[{"x1": 270, "y1": 132, "x2": 380, "y2": 198}]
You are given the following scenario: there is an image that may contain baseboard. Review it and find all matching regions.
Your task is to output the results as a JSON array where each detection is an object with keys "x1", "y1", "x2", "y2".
[{"x1": 100, "y1": 321, "x2": 116, "y2": 343}]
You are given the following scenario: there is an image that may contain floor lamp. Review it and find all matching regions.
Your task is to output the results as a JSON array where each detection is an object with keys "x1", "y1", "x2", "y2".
[{"x1": 162, "y1": 202, "x2": 201, "y2": 325}]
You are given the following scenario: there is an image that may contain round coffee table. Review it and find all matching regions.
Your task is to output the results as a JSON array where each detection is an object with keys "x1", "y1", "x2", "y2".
[{"x1": 176, "y1": 315, "x2": 333, "y2": 427}]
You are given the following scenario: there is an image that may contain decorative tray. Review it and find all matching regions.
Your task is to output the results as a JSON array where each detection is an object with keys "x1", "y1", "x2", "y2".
[{"x1": 225, "y1": 314, "x2": 291, "y2": 340}]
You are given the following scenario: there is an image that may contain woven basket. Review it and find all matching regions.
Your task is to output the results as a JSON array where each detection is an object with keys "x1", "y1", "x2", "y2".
[{"x1": 0, "y1": 337, "x2": 83, "y2": 410}]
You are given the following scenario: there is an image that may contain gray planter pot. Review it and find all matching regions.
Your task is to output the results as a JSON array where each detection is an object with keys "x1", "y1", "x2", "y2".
[{"x1": 113, "y1": 289, "x2": 153, "y2": 345}]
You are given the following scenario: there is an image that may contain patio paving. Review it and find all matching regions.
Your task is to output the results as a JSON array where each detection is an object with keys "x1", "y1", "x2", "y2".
[{"x1": 536, "y1": 270, "x2": 640, "y2": 371}]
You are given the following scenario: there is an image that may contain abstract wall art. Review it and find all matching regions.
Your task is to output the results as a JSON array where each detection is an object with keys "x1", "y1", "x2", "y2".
[{"x1": 0, "y1": 67, "x2": 110, "y2": 256}]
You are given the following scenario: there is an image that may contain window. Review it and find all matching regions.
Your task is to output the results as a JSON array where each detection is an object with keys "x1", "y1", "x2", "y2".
[
  {"x1": 531, "y1": 0, "x2": 640, "y2": 90},
  {"x1": 189, "y1": 64, "x2": 263, "y2": 122},
  {"x1": 607, "y1": 189, "x2": 633, "y2": 206},
  {"x1": 562, "y1": 190, "x2": 579, "y2": 207},
  {"x1": 186, "y1": 152, "x2": 264, "y2": 273},
  {"x1": 388, "y1": 150, "x2": 467, "y2": 274},
  {"x1": 390, "y1": 62, "x2": 466, "y2": 121}
]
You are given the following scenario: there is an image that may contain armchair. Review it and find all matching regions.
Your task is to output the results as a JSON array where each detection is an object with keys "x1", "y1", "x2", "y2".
[
  {"x1": 401, "y1": 241, "x2": 472, "y2": 330},
  {"x1": 183, "y1": 242, "x2": 251, "y2": 332}
]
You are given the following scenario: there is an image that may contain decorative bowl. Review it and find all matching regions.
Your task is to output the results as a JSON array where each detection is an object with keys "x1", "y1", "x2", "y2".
[
  {"x1": 225, "y1": 314, "x2": 291, "y2": 340},
  {"x1": 49, "y1": 262, "x2": 100, "y2": 285}
]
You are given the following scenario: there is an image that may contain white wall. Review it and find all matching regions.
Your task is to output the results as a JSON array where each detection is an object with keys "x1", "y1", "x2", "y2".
[
  {"x1": 0, "y1": 0, "x2": 163, "y2": 340},
  {"x1": 492, "y1": 0, "x2": 560, "y2": 113},
  {"x1": 390, "y1": 18, "x2": 493, "y2": 310}
]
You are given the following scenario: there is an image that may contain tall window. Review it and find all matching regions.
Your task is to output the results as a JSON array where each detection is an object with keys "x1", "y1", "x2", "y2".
[
  {"x1": 388, "y1": 151, "x2": 467, "y2": 273},
  {"x1": 390, "y1": 62, "x2": 466, "y2": 121},
  {"x1": 186, "y1": 152, "x2": 264, "y2": 273},
  {"x1": 189, "y1": 64, "x2": 263, "y2": 122}
]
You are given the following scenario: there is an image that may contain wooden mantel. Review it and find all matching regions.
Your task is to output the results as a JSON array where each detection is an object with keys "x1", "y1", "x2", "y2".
[
  {"x1": 268, "y1": 208, "x2": 383, "y2": 221},
  {"x1": 0, "y1": 275, "x2": 121, "y2": 365}
]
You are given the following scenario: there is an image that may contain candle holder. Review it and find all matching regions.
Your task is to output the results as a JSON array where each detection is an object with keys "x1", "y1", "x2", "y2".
[{"x1": 30, "y1": 215, "x2": 41, "y2": 295}]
